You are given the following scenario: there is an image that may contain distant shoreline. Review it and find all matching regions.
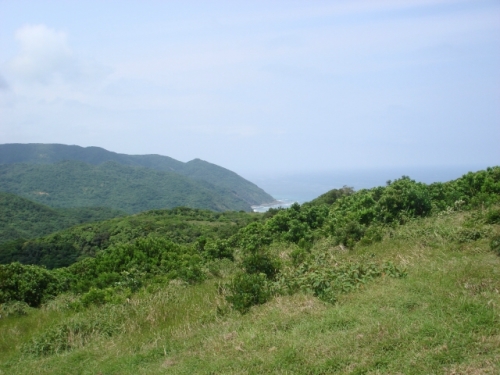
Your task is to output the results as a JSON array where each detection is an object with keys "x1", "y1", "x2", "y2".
[{"x1": 251, "y1": 199, "x2": 297, "y2": 213}]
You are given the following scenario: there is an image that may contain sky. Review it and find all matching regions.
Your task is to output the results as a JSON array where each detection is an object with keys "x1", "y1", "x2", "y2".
[{"x1": 0, "y1": 0, "x2": 499, "y2": 179}]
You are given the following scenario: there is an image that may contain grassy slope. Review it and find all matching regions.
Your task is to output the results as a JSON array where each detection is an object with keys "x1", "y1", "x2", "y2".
[{"x1": 1, "y1": 209, "x2": 498, "y2": 374}]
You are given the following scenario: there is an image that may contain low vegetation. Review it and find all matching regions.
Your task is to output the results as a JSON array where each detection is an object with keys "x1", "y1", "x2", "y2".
[{"x1": 0, "y1": 167, "x2": 499, "y2": 374}]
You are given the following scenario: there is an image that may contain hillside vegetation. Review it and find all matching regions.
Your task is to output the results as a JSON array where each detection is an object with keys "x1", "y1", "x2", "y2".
[
  {"x1": 0, "y1": 167, "x2": 499, "y2": 374},
  {"x1": 0, "y1": 192, "x2": 125, "y2": 245},
  {"x1": 0, "y1": 143, "x2": 274, "y2": 206},
  {"x1": 0, "y1": 160, "x2": 260, "y2": 213},
  {"x1": 0, "y1": 207, "x2": 260, "y2": 269}
]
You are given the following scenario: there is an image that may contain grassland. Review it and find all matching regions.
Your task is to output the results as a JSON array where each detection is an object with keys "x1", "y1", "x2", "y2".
[{"x1": 1, "y1": 207, "x2": 498, "y2": 374}]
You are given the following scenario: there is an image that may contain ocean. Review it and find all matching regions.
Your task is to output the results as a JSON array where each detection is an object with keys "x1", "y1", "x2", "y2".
[{"x1": 248, "y1": 165, "x2": 491, "y2": 212}]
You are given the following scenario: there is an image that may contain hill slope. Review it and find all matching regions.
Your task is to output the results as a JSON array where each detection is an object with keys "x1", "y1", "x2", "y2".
[
  {"x1": 0, "y1": 192, "x2": 125, "y2": 245},
  {"x1": 0, "y1": 143, "x2": 274, "y2": 206},
  {"x1": 0, "y1": 160, "x2": 257, "y2": 213},
  {"x1": 0, "y1": 207, "x2": 259, "y2": 268},
  {"x1": 0, "y1": 203, "x2": 499, "y2": 374},
  {"x1": 0, "y1": 167, "x2": 499, "y2": 373}
]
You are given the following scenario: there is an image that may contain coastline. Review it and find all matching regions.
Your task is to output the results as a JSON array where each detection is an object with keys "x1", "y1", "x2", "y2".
[{"x1": 251, "y1": 199, "x2": 297, "y2": 213}]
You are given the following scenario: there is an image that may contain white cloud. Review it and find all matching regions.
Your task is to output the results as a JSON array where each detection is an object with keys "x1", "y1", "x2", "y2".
[{"x1": 9, "y1": 24, "x2": 79, "y2": 83}]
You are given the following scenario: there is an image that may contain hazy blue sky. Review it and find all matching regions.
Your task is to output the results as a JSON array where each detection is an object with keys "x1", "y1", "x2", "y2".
[{"x1": 1, "y1": 0, "x2": 499, "y2": 177}]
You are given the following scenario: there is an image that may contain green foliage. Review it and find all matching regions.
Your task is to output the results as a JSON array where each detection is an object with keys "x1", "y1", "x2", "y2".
[
  {"x1": 324, "y1": 168, "x2": 500, "y2": 248},
  {"x1": 274, "y1": 257, "x2": 406, "y2": 305},
  {"x1": 1, "y1": 166, "x2": 499, "y2": 317},
  {"x1": 225, "y1": 272, "x2": 271, "y2": 314},
  {"x1": 1, "y1": 196, "x2": 499, "y2": 374},
  {"x1": 0, "y1": 160, "x2": 257, "y2": 213},
  {"x1": 0, "y1": 237, "x2": 206, "y2": 308},
  {"x1": 71, "y1": 237, "x2": 205, "y2": 291},
  {"x1": 237, "y1": 221, "x2": 273, "y2": 253},
  {"x1": 0, "y1": 263, "x2": 66, "y2": 307},
  {"x1": 290, "y1": 246, "x2": 309, "y2": 266},
  {"x1": 241, "y1": 253, "x2": 281, "y2": 280},
  {"x1": 0, "y1": 207, "x2": 256, "y2": 268},
  {"x1": 0, "y1": 192, "x2": 124, "y2": 244},
  {"x1": 306, "y1": 185, "x2": 354, "y2": 206},
  {"x1": 79, "y1": 287, "x2": 130, "y2": 308},
  {"x1": 485, "y1": 207, "x2": 500, "y2": 224},
  {"x1": 0, "y1": 143, "x2": 274, "y2": 206},
  {"x1": 203, "y1": 239, "x2": 234, "y2": 261},
  {"x1": 376, "y1": 176, "x2": 432, "y2": 223}
]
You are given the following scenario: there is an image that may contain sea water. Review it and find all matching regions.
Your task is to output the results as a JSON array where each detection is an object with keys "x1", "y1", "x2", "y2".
[{"x1": 249, "y1": 165, "x2": 489, "y2": 212}]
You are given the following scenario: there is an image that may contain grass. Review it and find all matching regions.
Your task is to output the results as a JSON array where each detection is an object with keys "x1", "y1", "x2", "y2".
[{"x1": 1, "y1": 208, "x2": 499, "y2": 374}]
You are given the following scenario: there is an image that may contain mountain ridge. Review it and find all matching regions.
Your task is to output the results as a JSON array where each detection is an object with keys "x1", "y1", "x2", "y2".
[
  {"x1": 0, "y1": 160, "x2": 256, "y2": 213},
  {"x1": 0, "y1": 143, "x2": 273, "y2": 206}
]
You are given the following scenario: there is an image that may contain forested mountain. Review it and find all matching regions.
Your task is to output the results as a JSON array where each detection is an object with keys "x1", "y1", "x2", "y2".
[
  {"x1": 0, "y1": 161, "x2": 261, "y2": 213},
  {"x1": 0, "y1": 143, "x2": 273, "y2": 206},
  {"x1": 0, "y1": 192, "x2": 125, "y2": 245}
]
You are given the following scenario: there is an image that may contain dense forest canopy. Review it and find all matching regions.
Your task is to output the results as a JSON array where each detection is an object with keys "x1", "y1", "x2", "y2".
[
  {"x1": 0, "y1": 143, "x2": 274, "y2": 206},
  {"x1": 0, "y1": 192, "x2": 125, "y2": 245},
  {"x1": 0, "y1": 160, "x2": 260, "y2": 213}
]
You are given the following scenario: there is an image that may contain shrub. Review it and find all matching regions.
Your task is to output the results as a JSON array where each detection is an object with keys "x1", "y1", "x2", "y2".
[
  {"x1": 0, "y1": 262, "x2": 66, "y2": 307},
  {"x1": 485, "y1": 208, "x2": 500, "y2": 224},
  {"x1": 203, "y1": 239, "x2": 234, "y2": 261},
  {"x1": 242, "y1": 253, "x2": 281, "y2": 280},
  {"x1": 359, "y1": 225, "x2": 384, "y2": 246},
  {"x1": 225, "y1": 273, "x2": 271, "y2": 314},
  {"x1": 80, "y1": 287, "x2": 110, "y2": 307}
]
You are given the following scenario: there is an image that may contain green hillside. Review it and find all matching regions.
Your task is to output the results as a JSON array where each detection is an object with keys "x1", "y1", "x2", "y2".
[
  {"x1": 0, "y1": 160, "x2": 256, "y2": 213},
  {"x1": 0, "y1": 143, "x2": 274, "y2": 206},
  {"x1": 0, "y1": 167, "x2": 499, "y2": 374},
  {"x1": 0, "y1": 207, "x2": 259, "y2": 269},
  {"x1": 0, "y1": 192, "x2": 125, "y2": 245}
]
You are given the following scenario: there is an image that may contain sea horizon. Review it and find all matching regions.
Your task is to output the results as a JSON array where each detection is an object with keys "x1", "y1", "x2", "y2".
[{"x1": 248, "y1": 165, "x2": 493, "y2": 211}]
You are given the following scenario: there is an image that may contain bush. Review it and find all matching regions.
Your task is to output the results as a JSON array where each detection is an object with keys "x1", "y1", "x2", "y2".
[
  {"x1": 376, "y1": 177, "x2": 432, "y2": 223},
  {"x1": 80, "y1": 287, "x2": 110, "y2": 307},
  {"x1": 359, "y1": 225, "x2": 384, "y2": 246},
  {"x1": 485, "y1": 208, "x2": 500, "y2": 224},
  {"x1": 0, "y1": 262, "x2": 66, "y2": 307},
  {"x1": 242, "y1": 253, "x2": 281, "y2": 280},
  {"x1": 225, "y1": 273, "x2": 271, "y2": 314},
  {"x1": 203, "y1": 239, "x2": 234, "y2": 261}
]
